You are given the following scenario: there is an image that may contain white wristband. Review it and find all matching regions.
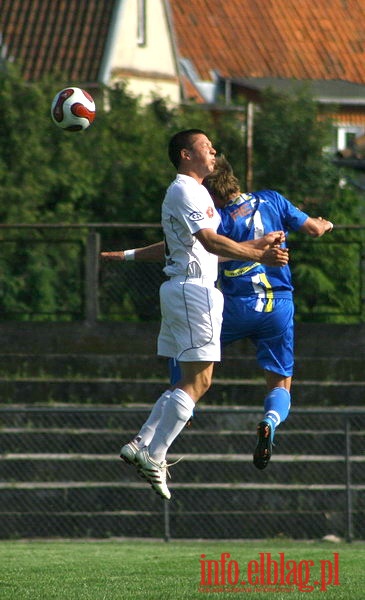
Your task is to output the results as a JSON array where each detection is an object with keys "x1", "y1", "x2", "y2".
[
  {"x1": 328, "y1": 221, "x2": 333, "y2": 232},
  {"x1": 124, "y1": 249, "x2": 136, "y2": 261}
]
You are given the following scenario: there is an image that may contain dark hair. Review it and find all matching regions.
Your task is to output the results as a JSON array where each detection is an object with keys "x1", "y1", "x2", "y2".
[{"x1": 168, "y1": 129, "x2": 207, "y2": 169}]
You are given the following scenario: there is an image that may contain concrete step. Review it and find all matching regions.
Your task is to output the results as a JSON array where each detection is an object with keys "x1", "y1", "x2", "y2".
[
  {"x1": 1, "y1": 404, "x2": 364, "y2": 430},
  {"x1": 0, "y1": 353, "x2": 363, "y2": 381},
  {"x1": 0, "y1": 354, "x2": 169, "y2": 379},
  {"x1": 2, "y1": 429, "x2": 364, "y2": 455},
  {"x1": 0, "y1": 323, "x2": 161, "y2": 354},
  {"x1": 0, "y1": 511, "x2": 357, "y2": 540},
  {"x1": 0, "y1": 378, "x2": 364, "y2": 405},
  {"x1": 0, "y1": 453, "x2": 363, "y2": 484},
  {"x1": 167, "y1": 510, "x2": 362, "y2": 540},
  {"x1": 0, "y1": 484, "x2": 363, "y2": 539},
  {"x1": 217, "y1": 356, "x2": 364, "y2": 381},
  {"x1": 0, "y1": 511, "x2": 165, "y2": 539},
  {"x1": 1, "y1": 322, "x2": 365, "y2": 356},
  {"x1": 1, "y1": 481, "x2": 363, "y2": 513}
]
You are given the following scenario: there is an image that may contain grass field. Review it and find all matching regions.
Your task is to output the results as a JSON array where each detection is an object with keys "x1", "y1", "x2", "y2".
[{"x1": 0, "y1": 538, "x2": 364, "y2": 599}]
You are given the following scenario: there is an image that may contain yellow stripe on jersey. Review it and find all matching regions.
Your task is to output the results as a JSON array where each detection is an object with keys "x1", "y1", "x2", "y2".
[
  {"x1": 223, "y1": 262, "x2": 261, "y2": 277},
  {"x1": 256, "y1": 272, "x2": 274, "y2": 312}
]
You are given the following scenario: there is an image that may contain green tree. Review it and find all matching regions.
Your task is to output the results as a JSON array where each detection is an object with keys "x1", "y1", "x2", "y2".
[
  {"x1": 252, "y1": 87, "x2": 364, "y2": 322},
  {"x1": 252, "y1": 87, "x2": 337, "y2": 199}
]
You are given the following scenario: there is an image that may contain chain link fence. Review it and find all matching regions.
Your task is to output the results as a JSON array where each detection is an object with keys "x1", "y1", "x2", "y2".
[
  {"x1": 0, "y1": 224, "x2": 364, "y2": 542},
  {"x1": 99, "y1": 234, "x2": 365, "y2": 322},
  {"x1": 0, "y1": 224, "x2": 364, "y2": 321},
  {"x1": 0, "y1": 405, "x2": 364, "y2": 541}
]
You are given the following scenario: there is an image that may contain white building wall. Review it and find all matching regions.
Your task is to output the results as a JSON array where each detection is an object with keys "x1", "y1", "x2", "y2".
[{"x1": 106, "y1": 0, "x2": 180, "y2": 104}]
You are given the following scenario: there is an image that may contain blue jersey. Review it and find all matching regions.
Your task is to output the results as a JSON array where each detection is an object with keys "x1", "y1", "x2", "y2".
[{"x1": 217, "y1": 190, "x2": 308, "y2": 300}]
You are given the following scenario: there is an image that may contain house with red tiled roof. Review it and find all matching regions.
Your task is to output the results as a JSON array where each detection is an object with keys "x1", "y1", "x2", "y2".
[
  {"x1": 3, "y1": 0, "x2": 365, "y2": 157},
  {"x1": 0, "y1": 0, "x2": 181, "y2": 102}
]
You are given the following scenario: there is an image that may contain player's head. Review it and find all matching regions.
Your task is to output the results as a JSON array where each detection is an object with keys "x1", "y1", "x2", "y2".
[
  {"x1": 203, "y1": 155, "x2": 240, "y2": 207},
  {"x1": 168, "y1": 129, "x2": 209, "y2": 169}
]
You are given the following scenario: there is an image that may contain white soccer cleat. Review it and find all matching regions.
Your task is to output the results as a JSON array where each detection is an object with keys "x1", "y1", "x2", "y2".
[
  {"x1": 120, "y1": 440, "x2": 140, "y2": 466},
  {"x1": 135, "y1": 447, "x2": 172, "y2": 500}
]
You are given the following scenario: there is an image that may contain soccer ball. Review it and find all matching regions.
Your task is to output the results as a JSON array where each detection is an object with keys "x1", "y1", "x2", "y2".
[{"x1": 51, "y1": 87, "x2": 96, "y2": 131}]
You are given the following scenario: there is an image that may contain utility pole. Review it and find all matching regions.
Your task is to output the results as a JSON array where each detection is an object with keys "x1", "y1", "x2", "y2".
[{"x1": 245, "y1": 102, "x2": 254, "y2": 190}]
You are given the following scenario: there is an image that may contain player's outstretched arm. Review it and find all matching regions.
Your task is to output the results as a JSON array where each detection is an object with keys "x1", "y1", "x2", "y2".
[
  {"x1": 196, "y1": 228, "x2": 288, "y2": 265},
  {"x1": 300, "y1": 217, "x2": 334, "y2": 237},
  {"x1": 100, "y1": 241, "x2": 164, "y2": 262}
]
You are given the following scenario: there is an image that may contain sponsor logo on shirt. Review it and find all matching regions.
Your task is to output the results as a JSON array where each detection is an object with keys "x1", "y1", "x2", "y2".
[
  {"x1": 189, "y1": 211, "x2": 204, "y2": 221},
  {"x1": 206, "y1": 207, "x2": 214, "y2": 218},
  {"x1": 230, "y1": 204, "x2": 253, "y2": 221}
]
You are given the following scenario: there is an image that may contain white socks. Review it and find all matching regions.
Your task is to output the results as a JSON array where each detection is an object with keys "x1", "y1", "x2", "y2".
[
  {"x1": 148, "y1": 388, "x2": 195, "y2": 463},
  {"x1": 133, "y1": 390, "x2": 171, "y2": 448}
]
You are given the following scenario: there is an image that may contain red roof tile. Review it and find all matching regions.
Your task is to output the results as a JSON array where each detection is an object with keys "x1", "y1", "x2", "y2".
[
  {"x1": 169, "y1": 0, "x2": 365, "y2": 84},
  {"x1": 0, "y1": 0, "x2": 116, "y2": 85}
]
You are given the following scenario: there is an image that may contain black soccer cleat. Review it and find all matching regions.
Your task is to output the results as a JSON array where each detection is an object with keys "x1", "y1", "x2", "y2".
[{"x1": 253, "y1": 420, "x2": 274, "y2": 470}]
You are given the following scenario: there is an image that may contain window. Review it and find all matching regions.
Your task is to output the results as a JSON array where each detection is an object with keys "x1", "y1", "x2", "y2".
[{"x1": 337, "y1": 126, "x2": 365, "y2": 152}]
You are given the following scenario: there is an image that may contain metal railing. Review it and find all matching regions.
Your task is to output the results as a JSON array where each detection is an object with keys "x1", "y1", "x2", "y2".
[{"x1": 0, "y1": 224, "x2": 364, "y2": 322}]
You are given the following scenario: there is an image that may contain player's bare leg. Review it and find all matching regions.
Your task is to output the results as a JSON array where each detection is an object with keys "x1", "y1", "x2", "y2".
[{"x1": 174, "y1": 360, "x2": 214, "y2": 401}]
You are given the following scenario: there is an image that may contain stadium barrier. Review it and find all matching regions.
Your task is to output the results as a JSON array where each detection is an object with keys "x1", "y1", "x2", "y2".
[
  {"x1": 0, "y1": 223, "x2": 364, "y2": 322},
  {"x1": 0, "y1": 405, "x2": 364, "y2": 541},
  {"x1": 0, "y1": 224, "x2": 364, "y2": 541}
]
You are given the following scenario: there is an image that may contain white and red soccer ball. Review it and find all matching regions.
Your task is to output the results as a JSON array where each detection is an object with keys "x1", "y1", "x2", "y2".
[{"x1": 51, "y1": 87, "x2": 96, "y2": 131}]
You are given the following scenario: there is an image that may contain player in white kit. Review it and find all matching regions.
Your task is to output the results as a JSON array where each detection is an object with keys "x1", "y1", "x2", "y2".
[{"x1": 117, "y1": 129, "x2": 288, "y2": 499}]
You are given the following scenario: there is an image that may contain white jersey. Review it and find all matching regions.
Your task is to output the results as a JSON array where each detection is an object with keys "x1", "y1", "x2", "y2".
[{"x1": 161, "y1": 174, "x2": 221, "y2": 282}]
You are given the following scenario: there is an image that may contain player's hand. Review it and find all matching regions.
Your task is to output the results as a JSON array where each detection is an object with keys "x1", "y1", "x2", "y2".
[
  {"x1": 257, "y1": 230, "x2": 286, "y2": 248},
  {"x1": 260, "y1": 246, "x2": 289, "y2": 267},
  {"x1": 317, "y1": 217, "x2": 334, "y2": 232},
  {"x1": 300, "y1": 217, "x2": 333, "y2": 237},
  {"x1": 100, "y1": 251, "x2": 125, "y2": 261}
]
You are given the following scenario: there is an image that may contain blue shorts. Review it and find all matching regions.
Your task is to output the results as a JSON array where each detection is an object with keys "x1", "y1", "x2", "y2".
[{"x1": 221, "y1": 296, "x2": 294, "y2": 377}]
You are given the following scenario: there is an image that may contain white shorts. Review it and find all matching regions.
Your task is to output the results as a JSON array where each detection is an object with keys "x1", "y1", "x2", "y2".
[{"x1": 157, "y1": 277, "x2": 223, "y2": 362}]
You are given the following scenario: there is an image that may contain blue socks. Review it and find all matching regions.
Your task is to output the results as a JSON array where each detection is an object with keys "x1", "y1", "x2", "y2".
[
  {"x1": 168, "y1": 357, "x2": 181, "y2": 385},
  {"x1": 263, "y1": 387, "x2": 291, "y2": 434}
]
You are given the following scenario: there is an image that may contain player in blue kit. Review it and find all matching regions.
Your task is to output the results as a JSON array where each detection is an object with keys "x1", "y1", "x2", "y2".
[{"x1": 171, "y1": 155, "x2": 334, "y2": 469}]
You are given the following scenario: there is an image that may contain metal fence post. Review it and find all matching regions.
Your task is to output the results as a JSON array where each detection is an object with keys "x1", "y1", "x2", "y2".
[
  {"x1": 345, "y1": 415, "x2": 353, "y2": 543},
  {"x1": 164, "y1": 500, "x2": 171, "y2": 542},
  {"x1": 85, "y1": 231, "x2": 100, "y2": 323}
]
